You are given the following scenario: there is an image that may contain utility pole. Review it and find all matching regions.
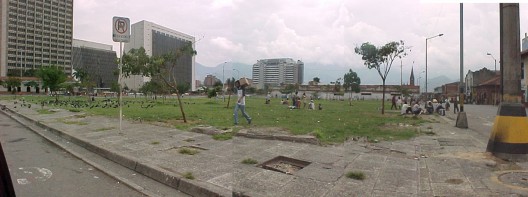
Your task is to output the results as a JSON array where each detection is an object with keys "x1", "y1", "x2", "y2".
[
  {"x1": 456, "y1": 3, "x2": 468, "y2": 128},
  {"x1": 486, "y1": 3, "x2": 528, "y2": 161}
]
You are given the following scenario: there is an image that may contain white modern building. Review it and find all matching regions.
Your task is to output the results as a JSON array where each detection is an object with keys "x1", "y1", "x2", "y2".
[
  {"x1": 123, "y1": 20, "x2": 196, "y2": 91},
  {"x1": 252, "y1": 58, "x2": 304, "y2": 89},
  {"x1": 0, "y1": 0, "x2": 74, "y2": 77}
]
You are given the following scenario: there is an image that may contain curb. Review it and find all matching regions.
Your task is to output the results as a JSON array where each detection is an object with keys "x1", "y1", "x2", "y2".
[
  {"x1": 191, "y1": 126, "x2": 320, "y2": 145},
  {"x1": 1, "y1": 106, "x2": 231, "y2": 197}
]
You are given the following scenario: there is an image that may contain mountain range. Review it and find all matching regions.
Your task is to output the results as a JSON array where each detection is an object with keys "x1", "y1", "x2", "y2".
[{"x1": 196, "y1": 62, "x2": 456, "y2": 90}]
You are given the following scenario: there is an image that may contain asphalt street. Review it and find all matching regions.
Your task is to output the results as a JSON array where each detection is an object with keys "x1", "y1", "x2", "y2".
[{"x1": 0, "y1": 113, "x2": 145, "y2": 197}]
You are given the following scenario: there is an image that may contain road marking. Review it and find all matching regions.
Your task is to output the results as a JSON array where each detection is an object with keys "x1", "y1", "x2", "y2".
[{"x1": 14, "y1": 167, "x2": 53, "y2": 185}]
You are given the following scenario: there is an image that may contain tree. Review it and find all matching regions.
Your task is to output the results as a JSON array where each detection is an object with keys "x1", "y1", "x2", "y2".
[
  {"x1": 122, "y1": 42, "x2": 197, "y2": 123},
  {"x1": 313, "y1": 77, "x2": 320, "y2": 83},
  {"x1": 4, "y1": 77, "x2": 21, "y2": 94},
  {"x1": 355, "y1": 40, "x2": 407, "y2": 114},
  {"x1": 225, "y1": 77, "x2": 236, "y2": 108},
  {"x1": 36, "y1": 66, "x2": 67, "y2": 102},
  {"x1": 343, "y1": 69, "x2": 361, "y2": 105},
  {"x1": 24, "y1": 81, "x2": 39, "y2": 93}
]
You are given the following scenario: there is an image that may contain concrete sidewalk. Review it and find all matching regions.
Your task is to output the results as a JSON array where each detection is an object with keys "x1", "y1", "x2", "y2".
[{"x1": 1, "y1": 100, "x2": 527, "y2": 197}]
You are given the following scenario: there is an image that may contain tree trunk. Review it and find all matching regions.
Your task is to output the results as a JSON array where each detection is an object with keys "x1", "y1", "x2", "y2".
[
  {"x1": 226, "y1": 91, "x2": 232, "y2": 108},
  {"x1": 176, "y1": 91, "x2": 187, "y2": 123},
  {"x1": 381, "y1": 80, "x2": 386, "y2": 114}
]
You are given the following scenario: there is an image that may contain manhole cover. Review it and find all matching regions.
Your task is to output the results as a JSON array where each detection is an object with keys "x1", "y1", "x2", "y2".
[
  {"x1": 258, "y1": 156, "x2": 311, "y2": 175},
  {"x1": 498, "y1": 171, "x2": 528, "y2": 188}
]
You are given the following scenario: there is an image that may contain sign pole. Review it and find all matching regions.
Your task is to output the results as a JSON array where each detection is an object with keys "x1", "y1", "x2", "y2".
[
  {"x1": 119, "y1": 41, "x2": 123, "y2": 133},
  {"x1": 112, "y1": 16, "x2": 130, "y2": 134}
]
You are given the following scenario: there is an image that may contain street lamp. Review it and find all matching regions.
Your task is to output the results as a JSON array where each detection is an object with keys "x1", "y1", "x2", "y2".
[
  {"x1": 233, "y1": 69, "x2": 240, "y2": 79},
  {"x1": 425, "y1": 33, "x2": 444, "y2": 93},
  {"x1": 487, "y1": 53, "x2": 498, "y2": 105},
  {"x1": 486, "y1": 53, "x2": 497, "y2": 72},
  {"x1": 223, "y1": 62, "x2": 227, "y2": 101}
]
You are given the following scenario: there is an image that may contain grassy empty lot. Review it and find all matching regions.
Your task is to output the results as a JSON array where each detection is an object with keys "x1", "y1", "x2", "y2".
[{"x1": 3, "y1": 95, "x2": 428, "y2": 143}]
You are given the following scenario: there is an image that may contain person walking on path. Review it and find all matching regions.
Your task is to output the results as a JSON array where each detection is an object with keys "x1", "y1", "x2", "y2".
[{"x1": 234, "y1": 80, "x2": 251, "y2": 125}]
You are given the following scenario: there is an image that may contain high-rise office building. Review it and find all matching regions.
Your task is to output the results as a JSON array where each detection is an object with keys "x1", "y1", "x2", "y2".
[
  {"x1": 123, "y1": 20, "x2": 196, "y2": 91},
  {"x1": 252, "y1": 58, "x2": 304, "y2": 89},
  {"x1": 0, "y1": 0, "x2": 73, "y2": 77},
  {"x1": 72, "y1": 39, "x2": 118, "y2": 89}
]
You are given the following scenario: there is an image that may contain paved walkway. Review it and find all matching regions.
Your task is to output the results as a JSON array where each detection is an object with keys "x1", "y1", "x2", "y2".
[{"x1": 1, "y1": 100, "x2": 528, "y2": 197}]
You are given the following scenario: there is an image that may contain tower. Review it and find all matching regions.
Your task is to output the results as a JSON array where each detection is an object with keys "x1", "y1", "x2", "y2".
[{"x1": 410, "y1": 66, "x2": 415, "y2": 86}]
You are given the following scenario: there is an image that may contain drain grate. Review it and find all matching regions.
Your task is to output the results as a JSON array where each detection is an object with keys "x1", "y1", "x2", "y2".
[
  {"x1": 498, "y1": 171, "x2": 528, "y2": 188},
  {"x1": 258, "y1": 156, "x2": 311, "y2": 175}
]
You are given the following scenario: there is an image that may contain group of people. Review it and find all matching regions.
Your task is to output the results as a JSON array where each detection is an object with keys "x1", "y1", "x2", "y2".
[{"x1": 400, "y1": 98, "x2": 461, "y2": 116}]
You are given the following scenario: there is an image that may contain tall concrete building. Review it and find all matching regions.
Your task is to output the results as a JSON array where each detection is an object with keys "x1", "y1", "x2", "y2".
[
  {"x1": 123, "y1": 20, "x2": 196, "y2": 91},
  {"x1": 252, "y1": 58, "x2": 304, "y2": 89},
  {"x1": 0, "y1": 0, "x2": 73, "y2": 77},
  {"x1": 72, "y1": 39, "x2": 118, "y2": 90}
]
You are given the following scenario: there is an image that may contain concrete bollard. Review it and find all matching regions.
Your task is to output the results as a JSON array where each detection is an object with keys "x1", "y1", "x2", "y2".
[{"x1": 486, "y1": 103, "x2": 528, "y2": 161}]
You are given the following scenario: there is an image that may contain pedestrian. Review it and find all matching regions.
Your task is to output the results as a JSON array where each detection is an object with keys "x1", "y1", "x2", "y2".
[
  {"x1": 397, "y1": 97, "x2": 402, "y2": 109},
  {"x1": 453, "y1": 98, "x2": 459, "y2": 114},
  {"x1": 412, "y1": 102, "x2": 422, "y2": 116},
  {"x1": 391, "y1": 96, "x2": 397, "y2": 110},
  {"x1": 234, "y1": 80, "x2": 251, "y2": 125},
  {"x1": 308, "y1": 100, "x2": 315, "y2": 110}
]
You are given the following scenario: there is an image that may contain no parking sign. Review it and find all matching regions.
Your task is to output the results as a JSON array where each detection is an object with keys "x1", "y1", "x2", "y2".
[{"x1": 112, "y1": 17, "x2": 130, "y2": 42}]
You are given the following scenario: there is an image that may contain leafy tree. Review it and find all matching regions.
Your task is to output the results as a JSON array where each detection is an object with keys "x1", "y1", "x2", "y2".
[
  {"x1": 24, "y1": 81, "x2": 39, "y2": 93},
  {"x1": 36, "y1": 66, "x2": 67, "y2": 101},
  {"x1": 176, "y1": 82, "x2": 190, "y2": 95},
  {"x1": 280, "y1": 84, "x2": 296, "y2": 94},
  {"x1": 122, "y1": 42, "x2": 197, "y2": 123},
  {"x1": 343, "y1": 69, "x2": 361, "y2": 105},
  {"x1": 4, "y1": 77, "x2": 21, "y2": 94},
  {"x1": 313, "y1": 77, "x2": 320, "y2": 83},
  {"x1": 355, "y1": 40, "x2": 407, "y2": 114}
]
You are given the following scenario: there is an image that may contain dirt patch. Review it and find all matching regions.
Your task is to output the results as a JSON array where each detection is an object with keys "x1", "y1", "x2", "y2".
[{"x1": 445, "y1": 178, "x2": 464, "y2": 184}]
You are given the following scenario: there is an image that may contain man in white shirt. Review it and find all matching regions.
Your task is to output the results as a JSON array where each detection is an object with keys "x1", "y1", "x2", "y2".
[{"x1": 234, "y1": 80, "x2": 252, "y2": 125}]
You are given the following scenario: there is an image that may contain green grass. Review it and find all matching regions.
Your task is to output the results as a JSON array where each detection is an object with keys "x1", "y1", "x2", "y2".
[
  {"x1": 346, "y1": 171, "x2": 366, "y2": 180},
  {"x1": 37, "y1": 109, "x2": 55, "y2": 114},
  {"x1": 241, "y1": 158, "x2": 258, "y2": 165},
  {"x1": 183, "y1": 172, "x2": 195, "y2": 180},
  {"x1": 61, "y1": 120, "x2": 88, "y2": 125},
  {"x1": 68, "y1": 108, "x2": 82, "y2": 112},
  {"x1": 94, "y1": 127, "x2": 115, "y2": 132},
  {"x1": 18, "y1": 95, "x2": 428, "y2": 143},
  {"x1": 212, "y1": 132, "x2": 233, "y2": 141},
  {"x1": 179, "y1": 147, "x2": 199, "y2": 155}
]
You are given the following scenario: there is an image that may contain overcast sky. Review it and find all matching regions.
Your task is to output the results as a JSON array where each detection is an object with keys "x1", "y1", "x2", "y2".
[{"x1": 73, "y1": 0, "x2": 528, "y2": 83}]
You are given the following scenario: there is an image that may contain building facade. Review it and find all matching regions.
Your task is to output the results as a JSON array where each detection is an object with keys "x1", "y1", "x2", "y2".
[
  {"x1": 252, "y1": 58, "x2": 304, "y2": 89},
  {"x1": 72, "y1": 39, "x2": 118, "y2": 90},
  {"x1": 0, "y1": 0, "x2": 73, "y2": 77},
  {"x1": 203, "y1": 74, "x2": 220, "y2": 87},
  {"x1": 123, "y1": 20, "x2": 196, "y2": 91},
  {"x1": 464, "y1": 68, "x2": 498, "y2": 104}
]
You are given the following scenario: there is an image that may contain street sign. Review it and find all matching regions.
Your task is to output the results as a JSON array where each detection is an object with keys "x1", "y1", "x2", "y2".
[{"x1": 112, "y1": 17, "x2": 130, "y2": 42}]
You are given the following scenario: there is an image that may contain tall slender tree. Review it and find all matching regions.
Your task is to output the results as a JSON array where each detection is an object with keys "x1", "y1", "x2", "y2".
[{"x1": 355, "y1": 40, "x2": 407, "y2": 114}]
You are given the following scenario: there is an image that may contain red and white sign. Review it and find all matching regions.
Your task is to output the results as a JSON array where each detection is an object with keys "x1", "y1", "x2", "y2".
[{"x1": 112, "y1": 17, "x2": 130, "y2": 42}]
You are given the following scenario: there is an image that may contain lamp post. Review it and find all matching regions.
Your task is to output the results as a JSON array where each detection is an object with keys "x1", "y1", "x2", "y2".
[
  {"x1": 233, "y1": 68, "x2": 240, "y2": 79},
  {"x1": 487, "y1": 53, "x2": 498, "y2": 105},
  {"x1": 223, "y1": 62, "x2": 226, "y2": 101},
  {"x1": 425, "y1": 33, "x2": 444, "y2": 93},
  {"x1": 486, "y1": 53, "x2": 497, "y2": 72}
]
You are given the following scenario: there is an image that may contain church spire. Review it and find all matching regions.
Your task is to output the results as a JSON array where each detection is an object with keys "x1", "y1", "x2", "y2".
[{"x1": 410, "y1": 66, "x2": 415, "y2": 86}]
